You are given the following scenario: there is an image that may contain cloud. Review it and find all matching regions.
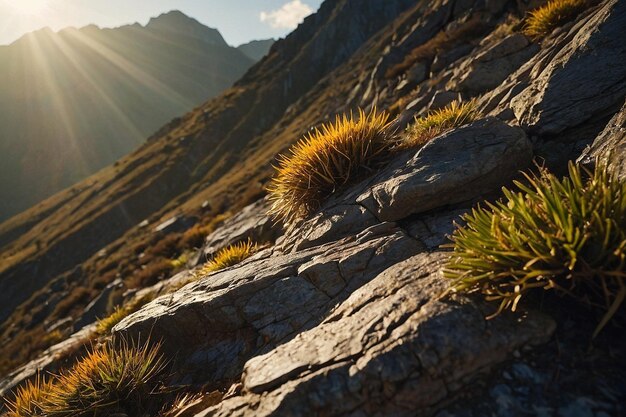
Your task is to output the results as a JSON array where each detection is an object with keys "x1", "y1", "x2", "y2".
[{"x1": 260, "y1": 0, "x2": 313, "y2": 30}]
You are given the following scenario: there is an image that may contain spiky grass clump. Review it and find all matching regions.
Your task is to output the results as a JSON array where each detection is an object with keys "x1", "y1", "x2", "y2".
[
  {"x1": 445, "y1": 162, "x2": 626, "y2": 337},
  {"x1": 197, "y1": 240, "x2": 259, "y2": 275},
  {"x1": 268, "y1": 109, "x2": 395, "y2": 222},
  {"x1": 5, "y1": 340, "x2": 166, "y2": 416},
  {"x1": 4, "y1": 374, "x2": 54, "y2": 417},
  {"x1": 96, "y1": 294, "x2": 154, "y2": 335},
  {"x1": 523, "y1": 0, "x2": 589, "y2": 39},
  {"x1": 96, "y1": 306, "x2": 130, "y2": 335},
  {"x1": 403, "y1": 100, "x2": 481, "y2": 148}
]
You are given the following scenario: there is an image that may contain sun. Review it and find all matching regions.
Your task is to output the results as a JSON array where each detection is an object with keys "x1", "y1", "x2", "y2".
[{"x1": 3, "y1": 0, "x2": 50, "y2": 15}]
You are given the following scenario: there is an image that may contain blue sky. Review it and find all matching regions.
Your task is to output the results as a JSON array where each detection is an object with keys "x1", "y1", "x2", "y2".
[{"x1": 0, "y1": 0, "x2": 324, "y2": 46}]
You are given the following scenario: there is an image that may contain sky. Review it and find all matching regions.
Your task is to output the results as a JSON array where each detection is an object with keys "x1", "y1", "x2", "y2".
[{"x1": 0, "y1": 0, "x2": 323, "y2": 47}]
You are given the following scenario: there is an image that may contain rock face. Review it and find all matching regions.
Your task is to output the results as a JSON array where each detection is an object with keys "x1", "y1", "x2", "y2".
[
  {"x1": 484, "y1": 0, "x2": 626, "y2": 136},
  {"x1": 204, "y1": 253, "x2": 554, "y2": 417},
  {"x1": 579, "y1": 101, "x2": 626, "y2": 179}
]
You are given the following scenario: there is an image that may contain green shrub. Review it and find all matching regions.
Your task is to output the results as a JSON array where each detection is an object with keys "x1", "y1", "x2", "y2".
[{"x1": 445, "y1": 162, "x2": 626, "y2": 337}]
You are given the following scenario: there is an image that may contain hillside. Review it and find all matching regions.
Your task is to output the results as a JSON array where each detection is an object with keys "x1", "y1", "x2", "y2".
[
  {"x1": 0, "y1": 0, "x2": 625, "y2": 415},
  {"x1": 237, "y1": 38, "x2": 275, "y2": 61},
  {"x1": 0, "y1": 10, "x2": 255, "y2": 222}
]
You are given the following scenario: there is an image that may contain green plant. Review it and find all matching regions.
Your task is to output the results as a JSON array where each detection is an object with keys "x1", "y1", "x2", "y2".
[
  {"x1": 6, "y1": 339, "x2": 166, "y2": 417},
  {"x1": 267, "y1": 109, "x2": 395, "y2": 222},
  {"x1": 196, "y1": 240, "x2": 259, "y2": 275},
  {"x1": 403, "y1": 100, "x2": 481, "y2": 148},
  {"x1": 523, "y1": 0, "x2": 590, "y2": 39},
  {"x1": 445, "y1": 162, "x2": 626, "y2": 337}
]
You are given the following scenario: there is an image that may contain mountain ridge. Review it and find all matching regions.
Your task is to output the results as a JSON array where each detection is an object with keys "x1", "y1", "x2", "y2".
[{"x1": 0, "y1": 10, "x2": 255, "y2": 222}]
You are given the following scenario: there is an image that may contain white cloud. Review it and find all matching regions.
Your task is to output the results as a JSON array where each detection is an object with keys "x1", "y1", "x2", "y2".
[{"x1": 260, "y1": 0, "x2": 313, "y2": 30}]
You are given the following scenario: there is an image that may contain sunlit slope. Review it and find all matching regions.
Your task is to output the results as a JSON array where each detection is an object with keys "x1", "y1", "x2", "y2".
[{"x1": 0, "y1": 11, "x2": 254, "y2": 221}]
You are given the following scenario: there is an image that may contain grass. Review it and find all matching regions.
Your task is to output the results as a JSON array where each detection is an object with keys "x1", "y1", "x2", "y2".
[
  {"x1": 196, "y1": 239, "x2": 259, "y2": 275},
  {"x1": 523, "y1": 0, "x2": 590, "y2": 39},
  {"x1": 5, "y1": 339, "x2": 166, "y2": 417},
  {"x1": 402, "y1": 100, "x2": 481, "y2": 148},
  {"x1": 267, "y1": 109, "x2": 395, "y2": 222},
  {"x1": 445, "y1": 162, "x2": 626, "y2": 337},
  {"x1": 95, "y1": 294, "x2": 154, "y2": 336},
  {"x1": 4, "y1": 374, "x2": 54, "y2": 417}
]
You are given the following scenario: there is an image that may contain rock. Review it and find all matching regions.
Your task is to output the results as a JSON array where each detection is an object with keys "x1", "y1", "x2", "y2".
[
  {"x1": 154, "y1": 215, "x2": 198, "y2": 234},
  {"x1": 200, "y1": 199, "x2": 282, "y2": 264},
  {"x1": 430, "y1": 44, "x2": 475, "y2": 73},
  {"x1": 200, "y1": 252, "x2": 555, "y2": 416},
  {"x1": 448, "y1": 33, "x2": 539, "y2": 94},
  {"x1": 74, "y1": 278, "x2": 123, "y2": 329},
  {"x1": 482, "y1": 0, "x2": 626, "y2": 136},
  {"x1": 578, "y1": 101, "x2": 626, "y2": 179},
  {"x1": 358, "y1": 118, "x2": 532, "y2": 222},
  {"x1": 278, "y1": 118, "x2": 530, "y2": 251},
  {"x1": 427, "y1": 90, "x2": 460, "y2": 111},
  {"x1": 114, "y1": 228, "x2": 423, "y2": 386}
]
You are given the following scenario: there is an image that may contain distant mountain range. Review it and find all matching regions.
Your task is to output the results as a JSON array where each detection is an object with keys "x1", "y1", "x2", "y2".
[{"x1": 0, "y1": 10, "x2": 273, "y2": 221}]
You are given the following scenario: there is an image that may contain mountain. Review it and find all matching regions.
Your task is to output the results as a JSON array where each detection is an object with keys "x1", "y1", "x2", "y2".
[
  {"x1": 0, "y1": 10, "x2": 255, "y2": 222},
  {"x1": 0, "y1": 0, "x2": 625, "y2": 415},
  {"x1": 237, "y1": 38, "x2": 275, "y2": 61}
]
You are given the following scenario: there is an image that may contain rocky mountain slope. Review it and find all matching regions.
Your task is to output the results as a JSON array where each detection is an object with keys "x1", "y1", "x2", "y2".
[
  {"x1": 0, "y1": 10, "x2": 255, "y2": 221},
  {"x1": 237, "y1": 39, "x2": 275, "y2": 61},
  {"x1": 0, "y1": 0, "x2": 625, "y2": 415}
]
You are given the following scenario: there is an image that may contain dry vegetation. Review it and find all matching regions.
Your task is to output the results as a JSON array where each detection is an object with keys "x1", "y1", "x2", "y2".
[
  {"x1": 445, "y1": 162, "x2": 626, "y2": 337},
  {"x1": 5, "y1": 339, "x2": 167, "y2": 417},
  {"x1": 196, "y1": 239, "x2": 259, "y2": 275},
  {"x1": 403, "y1": 100, "x2": 481, "y2": 148},
  {"x1": 268, "y1": 109, "x2": 395, "y2": 222},
  {"x1": 524, "y1": 0, "x2": 591, "y2": 38}
]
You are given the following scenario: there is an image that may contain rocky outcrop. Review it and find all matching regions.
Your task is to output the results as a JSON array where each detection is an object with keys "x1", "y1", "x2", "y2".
[
  {"x1": 579, "y1": 101, "x2": 626, "y2": 179},
  {"x1": 448, "y1": 33, "x2": 539, "y2": 94},
  {"x1": 278, "y1": 118, "x2": 531, "y2": 252},
  {"x1": 203, "y1": 252, "x2": 554, "y2": 417},
  {"x1": 483, "y1": 0, "x2": 626, "y2": 136}
]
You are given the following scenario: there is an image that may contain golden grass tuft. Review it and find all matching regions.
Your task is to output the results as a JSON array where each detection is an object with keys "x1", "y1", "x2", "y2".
[
  {"x1": 5, "y1": 339, "x2": 166, "y2": 417},
  {"x1": 267, "y1": 109, "x2": 395, "y2": 222},
  {"x1": 403, "y1": 100, "x2": 481, "y2": 148},
  {"x1": 196, "y1": 240, "x2": 259, "y2": 275},
  {"x1": 4, "y1": 374, "x2": 54, "y2": 417},
  {"x1": 445, "y1": 162, "x2": 626, "y2": 337},
  {"x1": 523, "y1": 0, "x2": 590, "y2": 39},
  {"x1": 96, "y1": 294, "x2": 155, "y2": 335}
]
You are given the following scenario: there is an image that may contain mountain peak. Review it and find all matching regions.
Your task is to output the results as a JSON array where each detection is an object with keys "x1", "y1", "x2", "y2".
[{"x1": 145, "y1": 10, "x2": 227, "y2": 46}]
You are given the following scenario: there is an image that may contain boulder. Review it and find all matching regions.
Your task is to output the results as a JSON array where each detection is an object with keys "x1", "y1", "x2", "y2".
[{"x1": 358, "y1": 118, "x2": 532, "y2": 222}]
